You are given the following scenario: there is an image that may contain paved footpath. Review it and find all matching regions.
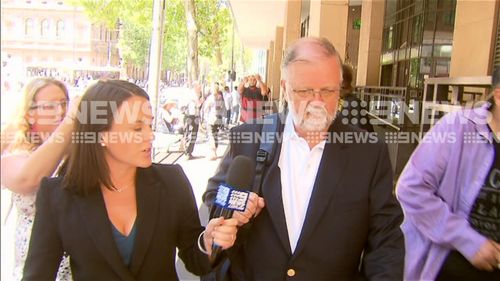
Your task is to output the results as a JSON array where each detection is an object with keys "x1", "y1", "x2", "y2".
[{"x1": 157, "y1": 130, "x2": 231, "y2": 280}]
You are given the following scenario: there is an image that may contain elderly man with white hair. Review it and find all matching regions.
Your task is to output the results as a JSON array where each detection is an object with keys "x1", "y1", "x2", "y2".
[{"x1": 203, "y1": 37, "x2": 404, "y2": 281}]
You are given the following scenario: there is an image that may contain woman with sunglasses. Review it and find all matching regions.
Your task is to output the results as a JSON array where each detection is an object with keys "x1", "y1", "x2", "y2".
[{"x1": 1, "y1": 77, "x2": 76, "y2": 280}]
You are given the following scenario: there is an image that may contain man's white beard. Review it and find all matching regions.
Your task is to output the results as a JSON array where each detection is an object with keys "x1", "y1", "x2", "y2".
[{"x1": 290, "y1": 101, "x2": 334, "y2": 132}]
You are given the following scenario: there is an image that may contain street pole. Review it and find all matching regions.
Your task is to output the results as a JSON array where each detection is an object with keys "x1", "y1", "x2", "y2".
[
  {"x1": 107, "y1": 29, "x2": 111, "y2": 67},
  {"x1": 148, "y1": 0, "x2": 166, "y2": 130},
  {"x1": 230, "y1": 19, "x2": 235, "y2": 90}
]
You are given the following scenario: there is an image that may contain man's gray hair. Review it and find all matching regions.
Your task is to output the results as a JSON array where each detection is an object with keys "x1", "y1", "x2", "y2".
[{"x1": 281, "y1": 37, "x2": 343, "y2": 79}]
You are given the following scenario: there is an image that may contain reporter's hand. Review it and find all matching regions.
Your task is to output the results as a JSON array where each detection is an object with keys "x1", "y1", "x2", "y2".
[
  {"x1": 470, "y1": 240, "x2": 500, "y2": 271},
  {"x1": 232, "y1": 192, "x2": 265, "y2": 226},
  {"x1": 255, "y1": 74, "x2": 261, "y2": 81},
  {"x1": 203, "y1": 217, "x2": 238, "y2": 255}
]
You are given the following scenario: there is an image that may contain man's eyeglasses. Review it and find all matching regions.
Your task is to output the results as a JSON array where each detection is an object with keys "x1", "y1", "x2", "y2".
[
  {"x1": 29, "y1": 101, "x2": 68, "y2": 111},
  {"x1": 289, "y1": 86, "x2": 340, "y2": 98}
]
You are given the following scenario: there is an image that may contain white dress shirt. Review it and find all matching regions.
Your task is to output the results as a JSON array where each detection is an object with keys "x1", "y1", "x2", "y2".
[{"x1": 278, "y1": 113, "x2": 326, "y2": 253}]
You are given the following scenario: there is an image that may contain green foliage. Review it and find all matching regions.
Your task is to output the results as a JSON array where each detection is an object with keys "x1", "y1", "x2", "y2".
[
  {"x1": 69, "y1": 0, "x2": 250, "y2": 77},
  {"x1": 163, "y1": 0, "x2": 187, "y2": 72},
  {"x1": 118, "y1": 21, "x2": 151, "y2": 66},
  {"x1": 69, "y1": 0, "x2": 153, "y2": 68},
  {"x1": 67, "y1": 0, "x2": 121, "y2": 28},
  {"x1": 195, "y1": 0, "x2": 231, "y2": 60}
]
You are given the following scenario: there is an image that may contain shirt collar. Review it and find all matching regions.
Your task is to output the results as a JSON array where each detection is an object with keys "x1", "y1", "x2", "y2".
[
  {"x1": 283, "y1": 112, "x2": 299, "y2": 140},
  {"x1": 466, "y1": 102, "x2": 494, "y2": 143}
]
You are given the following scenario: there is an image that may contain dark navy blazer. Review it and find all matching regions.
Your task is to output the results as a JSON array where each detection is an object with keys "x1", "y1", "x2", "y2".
[
  {"x1": 24, "y1": 164, "x2": 212, "y2": 281},
  {"x1": 204, "y1": 115, "x2": 404, "y2": 281}
]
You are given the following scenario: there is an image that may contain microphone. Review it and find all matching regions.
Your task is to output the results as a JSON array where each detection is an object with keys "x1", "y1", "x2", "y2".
[{"x1": 210, "y1": 155, "x2": 255, "y2": 259}]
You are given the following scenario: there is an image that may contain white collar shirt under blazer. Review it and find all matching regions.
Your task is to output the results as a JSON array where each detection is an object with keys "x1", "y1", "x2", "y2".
[{"x1": 278, "y1": 113, "x2": 326, "y2": 253}]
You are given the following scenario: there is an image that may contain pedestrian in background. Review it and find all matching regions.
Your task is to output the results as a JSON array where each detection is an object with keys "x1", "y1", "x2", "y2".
[
  {"x1": 1, "y1": 77, "x2": 77, "y2": 280},
  {"x1": 223, "y1": 85, "x2": 232, "y2": 130},
  {"x1": 396, "y1": 67, "x2": 500, "y2": 280},
  {"x1": 203, "y1": 88, "x2": 225, "y2": 161},
  {"x1": 231, "y1": 86, "x2": 240, "y2": 124},
  {"x1": 238, "y1": 74, "x2": 268, "y2": 123},
  {"x1": 182, "y1": 82, "x2": 203, "y2": 160},
  {"x1": 339, "y1": 64, "x2": 374, "y2": 132}
]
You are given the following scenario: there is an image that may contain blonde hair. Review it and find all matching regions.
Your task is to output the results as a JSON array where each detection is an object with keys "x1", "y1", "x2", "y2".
[{"x1": 1, "y1": 77, "x2": 68, "y2": 153}]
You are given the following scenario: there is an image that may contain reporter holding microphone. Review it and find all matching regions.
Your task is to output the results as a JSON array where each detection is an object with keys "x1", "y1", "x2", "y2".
[{"x1": 22, "y1": 80, "x2": 238, "y2": 281}]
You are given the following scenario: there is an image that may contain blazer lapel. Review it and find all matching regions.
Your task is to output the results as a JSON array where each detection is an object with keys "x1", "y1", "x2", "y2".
[
  {"x1": 76, "y1": 190, "x2": 135, "y2": 281},
  {"x1": 261, "y1": 125, "x2": 292, "y2": 255},
  {"x1": 129, "y1": 167, "x2": 161, "y2": 275},
  {"x1": 292, "y1": 123, "x2": 350, "y2": 258}
]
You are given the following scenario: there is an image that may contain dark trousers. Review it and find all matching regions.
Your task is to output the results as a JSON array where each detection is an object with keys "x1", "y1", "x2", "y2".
[
  {"x1": 208, "y1": 124, "x2": 221, "y2": 150},
  {"x1": 226, "y1": 110, "x2": 232, "y2": 126},
  {"x1": 436, "y1": 250, "x2": 500, "y2": 281},
  {"x1": 183, "y1": 115, "x2": 199, "y2": 155}
]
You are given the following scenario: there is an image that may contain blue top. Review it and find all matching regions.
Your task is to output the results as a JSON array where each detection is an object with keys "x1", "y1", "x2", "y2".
[{"x1": 111, "y1": 221, "x2": 137, "y2": 267}]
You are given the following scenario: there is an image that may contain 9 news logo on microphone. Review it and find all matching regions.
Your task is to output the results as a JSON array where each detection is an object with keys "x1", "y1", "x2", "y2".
[{"x1": 214, "y1": 183, "x2": 249, "y2": 212}]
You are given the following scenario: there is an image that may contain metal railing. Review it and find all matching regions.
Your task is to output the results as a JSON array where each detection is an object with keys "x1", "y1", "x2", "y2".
[{"x1": 420, "y1": 76, "x2": 492, "y2": 134}]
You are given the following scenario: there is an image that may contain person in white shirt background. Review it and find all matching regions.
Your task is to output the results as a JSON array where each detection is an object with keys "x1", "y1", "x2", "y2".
[
  {"x1": 222, "y1": 85, "x2": 233, "y2": 130},
  {"x1": 182, "y1": 82, "x2": 203, "y2": 160},
  {"x1": 231, "y1": 86, "x2": 240, "y2": 124}
]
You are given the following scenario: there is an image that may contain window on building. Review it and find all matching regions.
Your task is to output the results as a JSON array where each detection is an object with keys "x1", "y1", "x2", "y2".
[
  {"x1": 435, "y1": 59, "x2": 450, "y2": 77},
  {"x1": 409, "y1": 58, "x2": 419, "y2": 88},
  {"x1": 423, "y1": 11, "x2": 436, "y2": 44},
  {"x1": 493, "y1": 6, "x2": 500, "y2": 67},
  {"x1": 25, "y1": 18, "x2": 34, "y2": 36},
  {"x1": 411, "y1": 15, "x2": 423, "y2": 46},
  {"x1": 438, "y1": 0, "x2": 455, "y2": 10},
  {"x1": 353, "y1": 18, "x2": 361, "y2": 30},
  {"x1": 380, "y1": 64, "x2": 393, "y2": 87},
  {"x1": 381, "y1": 0, "x2": 456, "y2": 89},
  {"x1": 388, "y1": 26, "x2": 394, "y2": 49},
  {"x1": 420, "y1": 57, "x2": 431, "y2": 74},
  {"x1": 56, "y1": 20, "x2": 65, "y2": 37},
  {"x1": 41, "y1": 19, "x2": 50, "y2": 37}
]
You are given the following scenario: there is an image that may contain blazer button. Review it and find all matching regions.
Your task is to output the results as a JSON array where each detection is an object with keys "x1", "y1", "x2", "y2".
[{"x1": 287, "y1": 268, "x2": 296, "y2": 277}]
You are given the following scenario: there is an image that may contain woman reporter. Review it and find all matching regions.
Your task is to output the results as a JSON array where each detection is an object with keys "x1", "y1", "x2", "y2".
[{"x1": 23, "y1": 80, "x2": 237, "y2": 280}]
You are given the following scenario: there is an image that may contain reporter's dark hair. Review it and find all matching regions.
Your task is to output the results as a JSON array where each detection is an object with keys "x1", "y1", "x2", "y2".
[{"x1": 62, "y1": 80, "x2": 149, "y2": 196}]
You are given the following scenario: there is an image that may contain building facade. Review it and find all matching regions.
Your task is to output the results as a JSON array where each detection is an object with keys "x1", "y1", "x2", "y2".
[
  {"x1": 229, "y1": 0, "x2": 499, "y2": 176},
  {"x1": 230, "y1": 0, "x2": 499, "y2": 97},
  {"x1": 1, "y1": 0, "x2": 120, "y2": 89}
]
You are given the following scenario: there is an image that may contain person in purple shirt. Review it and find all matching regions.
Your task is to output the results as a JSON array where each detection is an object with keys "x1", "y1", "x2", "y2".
[{"x1": 396, "y1": 68, "x2": 500, "y2": 281}]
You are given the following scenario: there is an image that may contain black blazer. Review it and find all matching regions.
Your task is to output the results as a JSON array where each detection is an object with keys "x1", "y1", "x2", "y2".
[
  {"x1": 23, "y1": 164, "x2": 212, "y2": 281},
  {"x1": 204, "y1": 116, "x2": 404, "y2": 281}
]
